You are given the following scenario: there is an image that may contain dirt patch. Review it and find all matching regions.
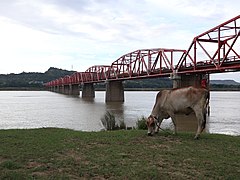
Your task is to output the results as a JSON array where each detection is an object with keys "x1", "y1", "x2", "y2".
[
  {"x1": 26, "y1": 161, "x2": 45, "y2": 169},
  {"x1": 26, "y1": 161, "x2": 58, "y2": 178},
  {"x1": 57, "y1": 149, "x2": 91, "y2": 166},
  {"x1": 0, "y1": 156, "x2": 7, "y2": 164}
]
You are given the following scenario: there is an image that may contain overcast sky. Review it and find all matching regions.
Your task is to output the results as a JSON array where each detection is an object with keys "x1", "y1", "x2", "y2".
[{"x1": 0, "y1": 0, "x2": 239, "y2": 82}]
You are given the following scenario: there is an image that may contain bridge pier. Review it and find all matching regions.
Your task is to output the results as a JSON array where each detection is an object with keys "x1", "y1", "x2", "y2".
[
  {"x1": 56, "y1": 86, "x2": 59, "y2": 93},
  {"x1": 105, "y1": 80, "x2": 124, "y2": 102},
  {"x1": 58, "y1": 85, "x2": 64, "y2": 94},
  {"x1": 52, "y1": 86, "x2": 57, "y2": 92},
  {"x1": 171, "y1": 73, "x2": 209, "y2": 132},
  {"x1": 49, "y1": 86, "x2": 54, "y2": 92},
  {"x1": 63, "y1": 85, "x2": 70, "y2": 94},
  {"x1": 69, "y1": 84, "x2": 80, "y2": 96},
  {"x1": 171, "y1": 72, "x2": 181, "y2": 88},
  {"x1": 171, "y1": 73, "x2": 209, "y2": 89},
  {"x1": 53, "y1": 86, "x2": 57, "y2": 92},
  {"x1": 82, "y1": 83, "x2": 95, "y2": 98}
]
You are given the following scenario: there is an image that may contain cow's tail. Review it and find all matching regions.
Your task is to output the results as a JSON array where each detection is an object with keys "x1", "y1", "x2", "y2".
[
  {"x1": 202, "y1": 90, "x2": 210, "y2": 130},
  {"x1": 205, "y1": 90, "x2": 210, "y2": 116}
]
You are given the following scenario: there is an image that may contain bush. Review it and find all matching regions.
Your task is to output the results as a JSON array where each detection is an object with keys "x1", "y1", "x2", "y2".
[
  {"x1": 136, "y1": 116, "x2": 148, "y2": 130},
  {"x1": 119, "y1": 120, "x2": 126, "y2": 130},
  {"x1": 101, "y1": 111, "x2": 126, "y2": 130},
  {"x1": 101, "y1": 111, "x2": 117, "y2": 130}
]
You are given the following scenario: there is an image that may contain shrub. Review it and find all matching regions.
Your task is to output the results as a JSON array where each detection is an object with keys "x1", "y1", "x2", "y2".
[
  {"x1": 136, "y1": 116, "x2": 148, "y2": 130},
  {"x1": 119, "y1": 120, "x2": 126, "y2": 130},
  {"x1": 101, "y1": 111, "x2": 117, "y2": 130},
  {"x1": 101, "y1": 111, "x2": 127, "y2": 131}
]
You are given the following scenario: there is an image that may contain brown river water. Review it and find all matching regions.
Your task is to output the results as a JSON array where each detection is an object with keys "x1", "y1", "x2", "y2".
[{"x1": 0, "y1": 91, "x2": 239, "y2": 136}]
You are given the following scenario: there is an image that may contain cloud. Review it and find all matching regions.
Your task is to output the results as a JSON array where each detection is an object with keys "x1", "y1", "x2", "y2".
[{"x1": 0, "y1": 0, "x2": 239, "y2": 81}]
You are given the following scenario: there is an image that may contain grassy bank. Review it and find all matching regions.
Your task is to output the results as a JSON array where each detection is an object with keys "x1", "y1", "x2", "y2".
[{"x1": 0, "y1": 128, "x2": 239, "y2": 179}]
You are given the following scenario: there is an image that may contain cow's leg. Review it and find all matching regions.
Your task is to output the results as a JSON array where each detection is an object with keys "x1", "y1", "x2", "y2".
[
  {"x1": 154, "y1": 119, "x2": 160, "y2": 133},
  {"x1": 193, "y1": 108, "x2": 205, "y2": 139},
  {"x1": 155, "y1": 122, "x2": 160, "y2": 133},
  {"x1": 154, "y1": 118, "x2": 163, "y2": 133},
  {"x1": 172, "y1": 117, "x2": 177, "y2": 134},
  {"x1": 168, "y1": 113, "x2": 177, "y2": 134}
]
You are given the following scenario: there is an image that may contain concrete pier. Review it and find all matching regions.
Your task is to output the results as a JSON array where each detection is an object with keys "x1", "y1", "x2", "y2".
[
  {"x1": 105, "y1": 80, "x2": 124, "y2": 102},
  {"x1": 59, "y1": 85, "x2": 64, "y2": 94},
  {"x1": 82, "y1": 83, "x2": 95, "y2": 98},
  {"x1": 171, "y1": 72, "x2": 181, "y2": 88},
  {"x1": 171, "y1": 73, "x2": 209, "y2": 89},
  {"x1": 171, "y1": 73, "x2": 209, "y2": 132},
  {"x1": 69, "y1": 84, "x2": 80, "y2": 96},
  {"x1": 63, "y1": 85, "x2": 70, "y2": 94},
  {"x1": 171, "y1": 73, "x2": 209, "y2": 88}
]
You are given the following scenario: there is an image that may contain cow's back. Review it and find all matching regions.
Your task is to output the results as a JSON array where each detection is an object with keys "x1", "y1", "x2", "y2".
[{"x1": 165, "y1": 87, "x2": 208, "y2": 113}]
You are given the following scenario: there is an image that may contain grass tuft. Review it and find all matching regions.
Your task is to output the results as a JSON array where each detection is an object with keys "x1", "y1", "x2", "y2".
[
  {"x1": 1, "y1": 160, "x2": 22, "y2": 170},
  {"x1": 136, "y1": 116, "x2": 148, "y2": 130}
]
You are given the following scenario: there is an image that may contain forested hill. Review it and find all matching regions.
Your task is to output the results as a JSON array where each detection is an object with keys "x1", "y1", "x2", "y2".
[
  {"x1": 123, "y1": 78, "x2": 240, "y2": 89},
  {"x1": 0, "y1": 67, "x2": 75, "y2": 88},
  {"x1": 0, "y1": 67, "x2": 239, "y2": 90}
]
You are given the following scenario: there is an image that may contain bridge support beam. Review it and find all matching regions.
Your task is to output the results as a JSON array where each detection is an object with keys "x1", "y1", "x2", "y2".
[
  {"x1": 82, "y1": 83, "x2": 95, "y2": 98},
  {"x1": 181, "y1": 74, "x2": 208, "y2": 88},
  {"x1": 105, "y1": 81, "x2": 124, "y2": 102},
  {"x1": 69, "y1": 84, "x2": 80, "y2": 96},
  {"x1": 171, "y1": 72, "x2": 181, "y2": 88},
  {"x1": 63, "y1": 85, "x2": 70, "y2": 94},
  {"x1": 49, "y1": 86, "x2": 54, "y2": 92},
  {"x1": 171, "y1": 73, "x2": 209, "y2": 89},
  {"x1": 171, "y1": 73, "x2": 209, "y2": 132},
  {"x1": 52, "y1": 86, "x2": 57, "y2": 92},
  {"x1": 58, "y1": 85, "x2": 64, "y2": 94},
  {"x1": 56, "y1": 86, "x2": 61, "y2": 93}
]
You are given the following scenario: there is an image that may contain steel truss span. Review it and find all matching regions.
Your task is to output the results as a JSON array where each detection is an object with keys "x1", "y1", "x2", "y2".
[{"x1": 46, "y1": 15, "x2": 240, "y2": 87}]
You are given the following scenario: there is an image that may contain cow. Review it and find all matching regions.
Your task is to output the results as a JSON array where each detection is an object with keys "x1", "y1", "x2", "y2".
[{"x1": 147, "y1": 86, "x2": 209, "y2": 139}]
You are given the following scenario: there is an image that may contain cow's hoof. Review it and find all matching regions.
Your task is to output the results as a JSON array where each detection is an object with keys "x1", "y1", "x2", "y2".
[
  {"x1": 194, "y1": 136, "x2": 199, "y2": 140},
  {"x1": 147, "y1": 133, "x2": 153, "y2": 136}
]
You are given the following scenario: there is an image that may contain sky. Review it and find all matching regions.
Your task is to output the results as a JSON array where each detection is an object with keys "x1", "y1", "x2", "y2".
[{"x1": 0, "y1": 0, "x2": 239, "y2": 82}]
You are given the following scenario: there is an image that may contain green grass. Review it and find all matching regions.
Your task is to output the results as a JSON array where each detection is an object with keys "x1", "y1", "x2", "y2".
[{"x1": 0, "y1": 128, "x2": 239, "y2": 179}]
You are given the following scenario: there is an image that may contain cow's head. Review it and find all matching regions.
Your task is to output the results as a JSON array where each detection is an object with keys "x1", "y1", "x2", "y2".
[{"x1": 146, "y1": 115, "x2": 158, "y2": 136}]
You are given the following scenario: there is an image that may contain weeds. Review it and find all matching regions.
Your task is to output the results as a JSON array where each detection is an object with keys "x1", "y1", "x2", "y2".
[
  {"x1": 101, "y1": 111, "x2": 126, "y2": 130},
  {"x1": 136, "y1": 116, "x2": 147, "y2": 130},
  {"x1": 119, "y1": 120, "x2": 126, "y2": 130}
]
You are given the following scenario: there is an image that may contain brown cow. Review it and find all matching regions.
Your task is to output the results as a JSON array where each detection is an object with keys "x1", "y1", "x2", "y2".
[{"x1": 147, "y1": 86, "x2": 209, "y2": 139}]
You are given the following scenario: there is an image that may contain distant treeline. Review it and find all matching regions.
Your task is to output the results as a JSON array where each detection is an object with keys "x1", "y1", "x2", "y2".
[
  {"x1": 209, "y1": 84, "x2": 240, "y2": 91},
  {"x1": 96, "y1": 79, "x2": 240, "y2": 91},
  {"x1": 0, "y1": 67, "x2": 240, "y2": 90},
  {"x1": 0, "y1": 67, "x2": 75, "y2": 89}
]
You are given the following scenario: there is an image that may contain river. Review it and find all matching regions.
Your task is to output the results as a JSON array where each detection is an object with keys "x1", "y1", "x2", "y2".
[{"x1": 0, "y1": 91, "x2": 239, "y2": 136}]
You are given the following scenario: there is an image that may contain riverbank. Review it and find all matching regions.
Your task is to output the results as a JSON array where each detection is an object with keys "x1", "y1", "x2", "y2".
[{"x1": 0, "y1": 128, "x2": 239, "y2": 179}]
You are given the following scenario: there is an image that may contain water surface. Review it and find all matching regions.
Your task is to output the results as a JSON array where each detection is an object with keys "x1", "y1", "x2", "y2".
[{"x1": 0, "y1": 91, "x2": 239, "y2": 136}]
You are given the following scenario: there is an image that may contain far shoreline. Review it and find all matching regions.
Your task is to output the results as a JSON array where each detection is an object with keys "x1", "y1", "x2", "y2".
[{"x1": 0, "y1": 87, "x2": 240, "y2": 91}]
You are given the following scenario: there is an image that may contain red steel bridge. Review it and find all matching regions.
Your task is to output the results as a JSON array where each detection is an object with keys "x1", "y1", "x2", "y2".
[{"x1": 45, "y1": 15, "x2": 240, "y2": 87}]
